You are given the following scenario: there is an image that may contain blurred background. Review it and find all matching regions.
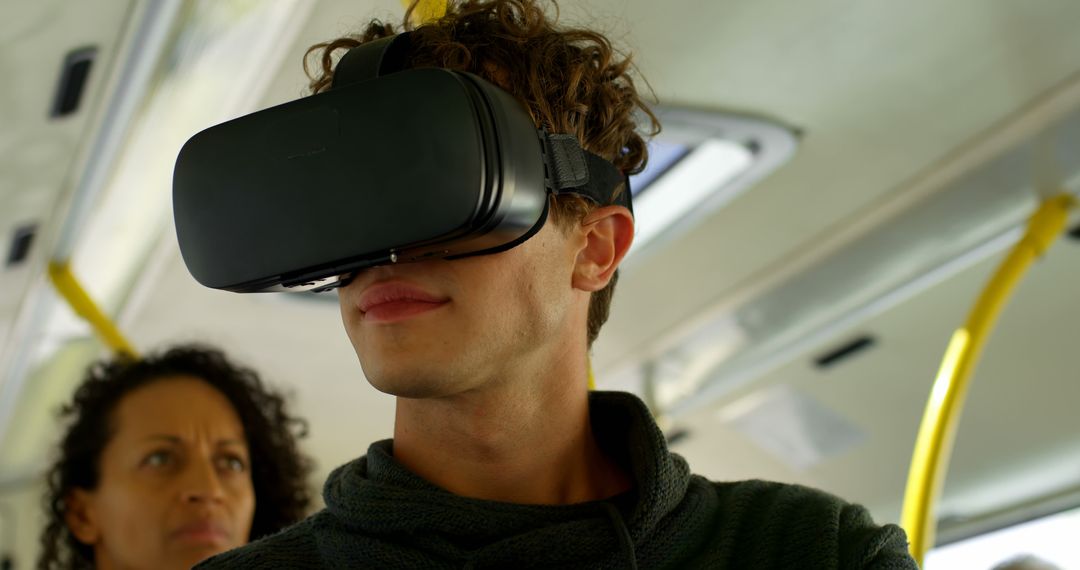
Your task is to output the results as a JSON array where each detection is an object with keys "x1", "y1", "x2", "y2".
[{"x1": 2, "y1": 0, "x2": 1080, "y2": 567}]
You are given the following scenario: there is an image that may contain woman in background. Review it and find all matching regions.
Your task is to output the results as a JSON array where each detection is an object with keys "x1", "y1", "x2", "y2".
[{"x1": 37, "y1": 344, "x2": 313, "y2": 570}]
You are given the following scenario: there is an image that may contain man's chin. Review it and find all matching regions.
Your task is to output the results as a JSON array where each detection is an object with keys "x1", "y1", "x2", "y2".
[
  {"x1": 363, "y1": 367, "x2": 460, "y2": 399},
  {"x1": 372, "y1": 382, "x2": 459, "y2": 399}
]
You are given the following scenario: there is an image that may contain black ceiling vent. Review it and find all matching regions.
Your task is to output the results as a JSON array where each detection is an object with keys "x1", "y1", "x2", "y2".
[
  {"x1": 814, "y1": 335, "x2": 877, "y2": 369},
  {"x1": 6, "y1": 224, "x2": 38, "y2": 267},
  {"x1": 51, "y1": 47, "x2": 97, "y2": 118}
]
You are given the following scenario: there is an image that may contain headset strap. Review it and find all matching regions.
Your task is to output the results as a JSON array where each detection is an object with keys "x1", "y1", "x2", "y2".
[
  {"x1": 541, "y1": 132, "x2": 632, "y2": 214},
  {"x1": 331, "y1": 34, "x2": 413, "y2": 89},
  {"x1": 334, "y1": 32, "x2": 633, "y2": 213}
]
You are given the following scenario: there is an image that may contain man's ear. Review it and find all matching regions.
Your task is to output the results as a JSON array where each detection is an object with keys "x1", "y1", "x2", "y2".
[
  {"x1": 64, "y1": 488, "x2": 101, "y2": 545},
  {"x1": 572, "y1": 205, "x2": 634, "y2": 292}
]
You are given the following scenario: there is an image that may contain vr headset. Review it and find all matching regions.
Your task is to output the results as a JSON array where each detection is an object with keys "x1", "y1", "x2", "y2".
[{"x1": 173, "y1": 32, "x2": 631, "y2": 293}]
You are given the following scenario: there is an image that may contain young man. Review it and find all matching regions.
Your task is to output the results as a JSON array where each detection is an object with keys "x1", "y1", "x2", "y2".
[{"x1": 200, "y1": 1, "x2": 918, "y2": 567}]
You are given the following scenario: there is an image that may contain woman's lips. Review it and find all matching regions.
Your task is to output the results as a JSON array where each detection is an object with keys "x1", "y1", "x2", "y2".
[
  {"x1": 358, "y1": 282, "x2": 449, "y2": 324},
  {"x1": 171, "y1": 521, "x2": 230, "y2": 546}
]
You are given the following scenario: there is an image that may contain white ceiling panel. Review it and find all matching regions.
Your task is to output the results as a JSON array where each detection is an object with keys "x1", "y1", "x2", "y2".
[{"x1": 0, "y1": 0, "x2": 136, "y2": 371}]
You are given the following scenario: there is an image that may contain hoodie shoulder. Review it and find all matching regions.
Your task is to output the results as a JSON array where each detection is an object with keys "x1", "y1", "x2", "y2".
[
  {"x1": 195, "y1": 514, "x2": 324, "y2": 570},
  {"x1": 702, "y1": 478, "x2": 918, "y2": 569}
]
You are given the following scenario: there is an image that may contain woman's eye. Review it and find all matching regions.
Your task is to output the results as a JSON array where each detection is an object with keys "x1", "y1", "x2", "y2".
[
  {"x1": 218, "y1": 455, "x2": 247, "y2": 473},
  {"x1": 142, "y1": 450, "x2": 172, "y2": 468}
]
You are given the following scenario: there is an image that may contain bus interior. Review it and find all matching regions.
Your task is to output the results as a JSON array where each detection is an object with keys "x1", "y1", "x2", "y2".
[{"x1": 2, "y1": 1, "x2": 1080, "y2": 567}]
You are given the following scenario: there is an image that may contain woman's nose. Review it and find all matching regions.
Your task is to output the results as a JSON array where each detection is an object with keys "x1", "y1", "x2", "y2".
[{"x1": 180, "y1": 456, "x2": 226, "y2": 504}]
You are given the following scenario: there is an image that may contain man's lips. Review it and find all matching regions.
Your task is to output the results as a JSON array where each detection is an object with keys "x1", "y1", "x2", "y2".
[
  {"x1": 357, "y1": 281, "x2": 449, "y2": 323},
  {"x1": 170, "y1": 520, "x2": 230, "y2": 545}
]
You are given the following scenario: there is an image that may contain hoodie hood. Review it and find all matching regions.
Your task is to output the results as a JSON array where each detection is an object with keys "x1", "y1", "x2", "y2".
[
  {"x1": 318, "y1": 391, "x2": 716, "y2": 568},
  {"x1": 198, "y1": 389, "x2": 918, "y2": 569}
]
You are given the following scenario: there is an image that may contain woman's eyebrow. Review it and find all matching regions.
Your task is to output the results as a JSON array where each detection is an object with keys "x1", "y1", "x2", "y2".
[
  {"x1": 139, "y1": 435, "x2": 246, "y2": 448},
  {"x1": 141, "y1": 434, "x2": 183, "y2": 444}
]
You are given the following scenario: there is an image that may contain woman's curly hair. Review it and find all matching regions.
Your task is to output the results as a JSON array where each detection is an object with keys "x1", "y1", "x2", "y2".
[
  {"x1": 304, "y1": 0, "x2": 660, "y2": 347},
  {"x1": 37, "y1": 344, "x2": 314, "y2": 570}
]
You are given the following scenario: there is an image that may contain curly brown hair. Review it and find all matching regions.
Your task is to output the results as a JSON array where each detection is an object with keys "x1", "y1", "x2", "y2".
[
  {"x1": 36, "y1": 344, "x2": 314, "y2": 570},
  {"x1": 304, "y1": 0, "x2": 659, "y2": 347}
]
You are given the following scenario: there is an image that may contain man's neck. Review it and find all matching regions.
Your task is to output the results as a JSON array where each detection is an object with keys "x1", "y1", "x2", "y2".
[{"x1": 391, "y1": 360, "x2": 632, "y2": 505}]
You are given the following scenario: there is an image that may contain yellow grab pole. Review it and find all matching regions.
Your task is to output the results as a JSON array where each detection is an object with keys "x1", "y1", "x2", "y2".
[
  {"x1": 587, "y1": 359, "x2": 596, "y2": 391},
  {"x1": 47, "y1": 261, "x2": 138, "y2": 358},
  {"x1": 401, "y1": 0, "x2": 447, "y2": 25},
  {"x1": 900, "y1": 194, "x2": 1074, "y2": 565}
]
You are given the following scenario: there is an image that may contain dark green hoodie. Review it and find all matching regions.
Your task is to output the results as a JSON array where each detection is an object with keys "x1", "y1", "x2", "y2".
[{"x1": 199, "y1": 391, "x2": 918, "y2": 569}]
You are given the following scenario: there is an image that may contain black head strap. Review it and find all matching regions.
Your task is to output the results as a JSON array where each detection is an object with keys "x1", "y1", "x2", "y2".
[
  {"x1": 332, "y1": 33, "x2": 633, "y2": 213},
  {"x1": 542, "y1": 132, "x2": 632, "y2": 214},
  {"x1": 331, "y1": 33, "x2": 414, "y2": 88}
]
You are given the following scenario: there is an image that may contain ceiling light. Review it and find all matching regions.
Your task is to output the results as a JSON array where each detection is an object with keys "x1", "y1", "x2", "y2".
[
  {"x1": 631, "y1": 139, "x2": 753, "y2": 251},
  {"x1": 622, "y1": 106, "x2": 800, "y2": 264}
]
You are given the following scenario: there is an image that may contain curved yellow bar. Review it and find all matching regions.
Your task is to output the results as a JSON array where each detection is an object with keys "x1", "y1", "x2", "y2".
[
  {"x1": 47, "y1": 261, "x2": 138, "y2": 359},
  {"x1": 401, "y1": 0, "x2": 448, "y2": 25},
  {"x1": 900, "y1": 194, "x2": 1075, "y2": 565}
]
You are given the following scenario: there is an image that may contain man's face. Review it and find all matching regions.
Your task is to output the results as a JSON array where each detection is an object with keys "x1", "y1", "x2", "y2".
[{"x1": 338, "y1": 219, "x2": 587, "y2": 398}]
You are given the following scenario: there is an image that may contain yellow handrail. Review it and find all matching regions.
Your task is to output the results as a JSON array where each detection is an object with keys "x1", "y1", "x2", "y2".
[
  {"x1": 401, "y1": 0, "x2": 447, "y2": 25},
  {"x1": 900, "y1": 194, "x2": 1075, "y2": 565},
  {"x1": 47, "y1": 261, "x2": 138, "y2": 358}
]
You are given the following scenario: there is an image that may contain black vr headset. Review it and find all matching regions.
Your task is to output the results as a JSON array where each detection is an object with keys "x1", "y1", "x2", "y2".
[{"x1": 173, "y1": 32, "x2": 631, "y2": 293}]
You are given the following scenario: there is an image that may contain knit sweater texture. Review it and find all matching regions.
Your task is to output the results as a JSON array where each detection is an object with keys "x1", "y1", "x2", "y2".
[{"x1": 198, "y1": 391, "x2": 918, "y2": 569}]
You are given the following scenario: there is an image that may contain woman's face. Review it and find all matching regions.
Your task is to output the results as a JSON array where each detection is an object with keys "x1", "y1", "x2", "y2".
[{"x1": 65, "y1": 376, "x2": 255, "y2": 570}]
